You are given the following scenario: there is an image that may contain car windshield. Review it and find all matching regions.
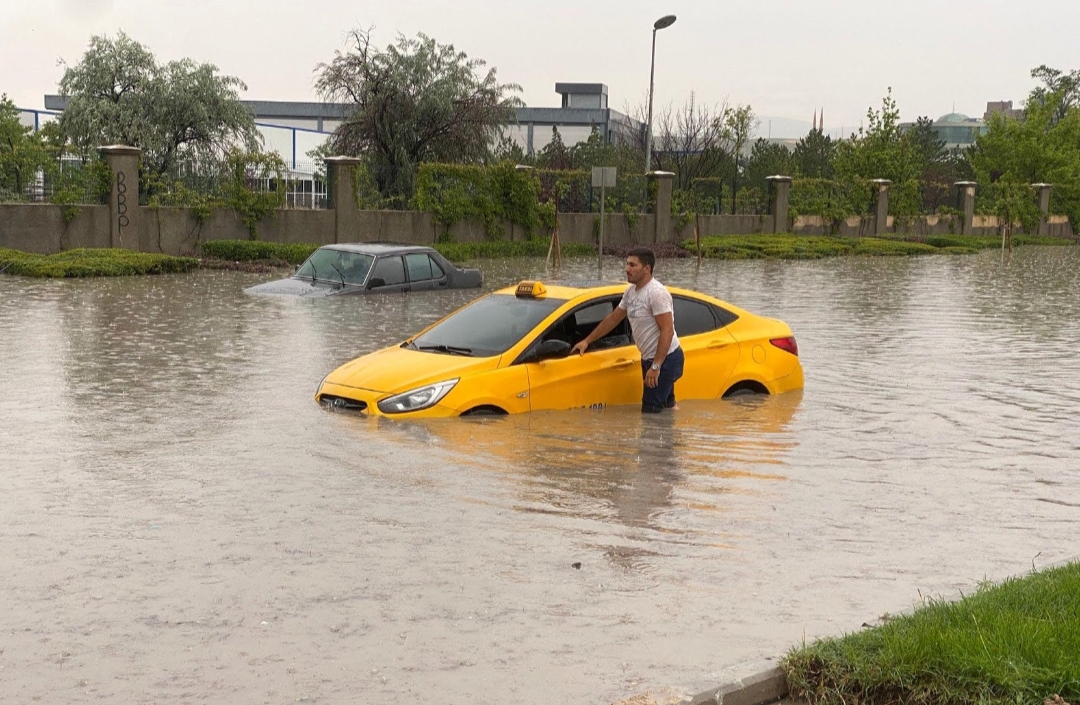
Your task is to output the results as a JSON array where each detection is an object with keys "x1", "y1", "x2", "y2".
[
  {"x1": 410, "y1": 293, "x2": 566, "y2": 357},
  {"x1": 295, "y1": 248, "x2": 374, "y2": 286}
]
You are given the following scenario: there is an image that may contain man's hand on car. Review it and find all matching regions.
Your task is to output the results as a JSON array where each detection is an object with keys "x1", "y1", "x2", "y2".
[{"x1": 571, "y1": 340, "x2": 589, "y2": 356}]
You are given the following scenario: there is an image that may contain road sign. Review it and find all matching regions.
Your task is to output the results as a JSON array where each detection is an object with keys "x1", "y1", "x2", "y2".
[{"x1": 591, "y1": 167, "x2": 616, "y2": 188}]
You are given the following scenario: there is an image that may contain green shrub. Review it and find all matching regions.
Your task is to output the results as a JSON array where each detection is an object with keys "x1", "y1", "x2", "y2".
[
  {"x1": 413, "y1": 162, "x2": 544, "y2": 237},
  {"x1": 200, "y1": 240, "x2": 319, "y2": 264},
  {"x1": 0, "y1": 248, "x2": 197, "y2": 277},
  {"x1": 434, "y1": 240, "x2": 593, "y2": 261}
]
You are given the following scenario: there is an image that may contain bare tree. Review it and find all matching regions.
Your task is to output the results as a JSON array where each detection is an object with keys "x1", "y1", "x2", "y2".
[{"x1": 624, "y1": 92, "x2": 733, "y2": 191}]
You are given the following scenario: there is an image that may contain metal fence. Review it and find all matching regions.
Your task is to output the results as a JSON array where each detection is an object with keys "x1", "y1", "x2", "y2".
[
  {"x1": 1, "y1": 156, "x2": 109, "y2": 205},
  {"x1": 140, "y1": 157, "x2": 328, "y2": 210}
]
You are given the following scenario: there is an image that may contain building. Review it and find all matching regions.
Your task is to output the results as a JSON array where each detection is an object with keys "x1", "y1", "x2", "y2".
[
  {"x1": 899, "y1": 101, "x2": 1024, "y2": 151},
  {"x1": 505, "y1": 83, "x2": 643, "y2": 156},
  {"x1": 38, "y1": 82, "x2": 642, "y2": 167}
]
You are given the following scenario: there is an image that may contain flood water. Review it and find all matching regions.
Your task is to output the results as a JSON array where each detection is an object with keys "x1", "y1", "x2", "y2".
[{"x1": 2, "y1": 247, "x2": 1079, "y2": 704}]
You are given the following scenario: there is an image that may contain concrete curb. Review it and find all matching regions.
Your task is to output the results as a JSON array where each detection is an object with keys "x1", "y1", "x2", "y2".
[{"x1": 681, "y1": 666, "x2": 788, "y2": 705}]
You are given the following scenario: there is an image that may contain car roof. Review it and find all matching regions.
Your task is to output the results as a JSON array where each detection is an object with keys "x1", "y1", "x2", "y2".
[
  {"x1": 321, "y1": 242, "x2": 436, "y2": 256},
  {"x1": 492, "y1": 281, "x2": 626, "y2": 300},
  {"x1": 490, "y1": 280, "x2": 750, "y2": 316}
]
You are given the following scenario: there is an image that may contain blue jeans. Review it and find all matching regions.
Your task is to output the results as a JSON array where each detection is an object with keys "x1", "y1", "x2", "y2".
[{"x1": 640, "y1": 347, "x2": 684, "y2": 413}]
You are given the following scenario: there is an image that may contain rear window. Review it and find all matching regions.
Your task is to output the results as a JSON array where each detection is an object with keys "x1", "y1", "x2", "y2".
[{"x1": 411, "y1": 294, "x2": 566, "y2": 357}]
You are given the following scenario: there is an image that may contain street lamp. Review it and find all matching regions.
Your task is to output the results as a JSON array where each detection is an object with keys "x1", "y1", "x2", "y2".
[{"x1": 644, "y1": 14, "x2": 677, "y2": 175}]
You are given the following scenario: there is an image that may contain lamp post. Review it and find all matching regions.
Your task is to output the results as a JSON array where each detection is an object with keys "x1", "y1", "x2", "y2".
[{"x1": 644, "y1": 14, "x2": 677, "y2": 175}]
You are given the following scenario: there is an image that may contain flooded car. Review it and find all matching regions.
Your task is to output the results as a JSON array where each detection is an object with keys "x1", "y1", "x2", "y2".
[
  {"x1": 316, "y1": 279, "x2": 803, "y2": 417},
  {"x1": 243, "y1": 243, "x2": 483, "y2": 297}
]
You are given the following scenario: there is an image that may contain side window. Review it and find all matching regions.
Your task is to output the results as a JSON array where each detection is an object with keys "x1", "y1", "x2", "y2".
[
  {"x1": 370, "y1": 256, "x2": 406, "y2": 286},
  {"x1": 405, "y1": 253, "x2": 432, "y2": 282},
  {"x1": 429, "y1": 257, "x2": 445, "y2": 278},
  {"x1": 573, "y1": 301, "x2": 611, "y2": 329},
  {"x1": 538, "y1": 298, "x2": 629, "y2": 350},
  {"x1": 673, "y1": 296, "x2": 719, "y2": 336},
  {"x1": 711, "y1": 304, "x2": 738, "y2": 327}
]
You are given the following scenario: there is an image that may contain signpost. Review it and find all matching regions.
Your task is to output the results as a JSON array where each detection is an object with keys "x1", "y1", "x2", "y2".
[{"x1": 591, "y1": 167, "x2": 616, "y2": 278}]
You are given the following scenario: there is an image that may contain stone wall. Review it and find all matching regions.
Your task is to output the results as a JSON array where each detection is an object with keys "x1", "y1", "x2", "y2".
[{"x1": 0, "y1": 204, "x2": 111, "y2": 254}]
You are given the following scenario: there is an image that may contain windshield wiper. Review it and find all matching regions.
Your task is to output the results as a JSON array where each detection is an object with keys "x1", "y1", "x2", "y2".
[
  {"x1": 416, "y1": 344, "x2": 473, "y2": 357},
  {"x1": 309, "y1": 263, "x2": 317, "y2": 284},
  {"x1": 329, "y1": 262, "x2": 346, "y2": 287}
]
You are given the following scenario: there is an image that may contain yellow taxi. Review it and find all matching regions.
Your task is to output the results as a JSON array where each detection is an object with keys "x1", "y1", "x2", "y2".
[{"x1": 315, "y1": 280, "x2": 803, "y2": 417}]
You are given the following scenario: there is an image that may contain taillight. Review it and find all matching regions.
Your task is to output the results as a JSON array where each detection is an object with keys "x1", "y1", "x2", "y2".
[{"x1": 770, "y1": 336, "x2": 798, "y2": 356}]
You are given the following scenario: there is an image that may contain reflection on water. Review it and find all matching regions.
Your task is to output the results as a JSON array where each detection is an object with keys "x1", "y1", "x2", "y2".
[
  {"x1": 381, "y1": 394, "x2": 800, "y2": 571},
  {"x1": 1, "y1": 249, "x2": 1078, "y2": 705}
]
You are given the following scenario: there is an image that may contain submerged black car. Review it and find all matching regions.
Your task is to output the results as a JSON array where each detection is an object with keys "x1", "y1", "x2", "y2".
[{"x1": 243, "y1": 243, "x2": 483, "y2": 297}]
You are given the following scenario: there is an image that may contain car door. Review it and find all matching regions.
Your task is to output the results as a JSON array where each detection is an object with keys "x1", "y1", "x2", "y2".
[
  {"x1": 522, "y1": 299, "x2": 641, "y2": 411},
  {"x1": 427, "y1": 256, "x2": 449, "y2": 289},
  {"x1": 404, "y1": 253, "x2": 435, "y2": 291},
  {"x1": 672, "y1": 295, "x2": 740, "y2": 399},
  {"x1": 366, "y1": 255, "x2": 410, "y2": 294}
]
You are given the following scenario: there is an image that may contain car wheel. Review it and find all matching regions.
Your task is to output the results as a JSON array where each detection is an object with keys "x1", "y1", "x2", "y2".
[
  {"x1": 721, "y1": 381, "x2": 769, "y2": 398},
  {"x1": 461, "y1": 405, "x2": 508, "y2": 417}
]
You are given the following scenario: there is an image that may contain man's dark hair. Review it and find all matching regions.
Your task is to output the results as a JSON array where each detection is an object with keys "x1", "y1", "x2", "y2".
[{"x1": 627, "y1": 247, "x2": 656, "y2": 274}]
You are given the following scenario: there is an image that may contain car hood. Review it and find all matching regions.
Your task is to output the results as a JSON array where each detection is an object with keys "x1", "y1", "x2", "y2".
[
  {"x1": 325, "y1": 346, "x2": 500, "y2": 394},
  {"x1": 244, "y1": 277, "x2": 349, "y2": 297}
]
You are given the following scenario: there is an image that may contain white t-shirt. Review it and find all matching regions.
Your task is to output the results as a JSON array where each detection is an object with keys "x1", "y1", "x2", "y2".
[{"x1": 618, "y1": 278, "x2": 680, "y2": 361}]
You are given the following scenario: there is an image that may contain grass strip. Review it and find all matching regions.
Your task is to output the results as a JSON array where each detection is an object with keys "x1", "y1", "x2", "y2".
[
  {"x1": 0, "y1": 248, "x2": 198, "y2": 278},
  {"x1": 684, "y1": 234, "x2": 1075, "y2": 260},
  {"x1": 783, "y1": 562, "x2": 1080, "y2": 705}
]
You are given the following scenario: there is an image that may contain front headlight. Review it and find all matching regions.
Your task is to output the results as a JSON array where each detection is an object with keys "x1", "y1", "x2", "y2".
[{"x1": 377, "y1": 379, "x2": 459, "y2": 414}]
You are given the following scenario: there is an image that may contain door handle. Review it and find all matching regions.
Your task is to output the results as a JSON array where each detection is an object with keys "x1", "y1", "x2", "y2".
[
  {"x1": 707, "y1": 341, "x2": 731, "y2": 349},
  {"x1": 607, "y1": 359, "x2": 636, "y2": 369}
]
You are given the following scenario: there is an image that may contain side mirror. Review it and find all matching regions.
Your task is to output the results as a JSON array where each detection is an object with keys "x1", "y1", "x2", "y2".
[
  {"x1": 367, "y1": 277, "x2": 386, "y2": 290},
  {"x1": 524, "y1": 339, "x2": 571, "y2": 363}
]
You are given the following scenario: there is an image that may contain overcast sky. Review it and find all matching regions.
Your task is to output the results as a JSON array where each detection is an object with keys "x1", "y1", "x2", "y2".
[{"x1": 4, "y1": 0, "x2": 1078, "y2": 138}]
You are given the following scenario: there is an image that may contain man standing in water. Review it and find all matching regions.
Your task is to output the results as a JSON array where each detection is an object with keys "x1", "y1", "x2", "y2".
[{"x1": 571, "y1": 247, "x2": 684, "y2": 413}]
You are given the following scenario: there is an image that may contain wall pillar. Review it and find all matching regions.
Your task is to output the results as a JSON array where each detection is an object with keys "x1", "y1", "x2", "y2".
[
  {"x1": 954, "y1": 181, "x2": 977, "y2": 234},
  {"x1": 98, "y1": 145, "x2": 141, "y2": 250},
  {"x1": 325, "y1": 156, "x2": 363, "y2": 244},
  {"x1": 765, "y1": 175, "x2": 793, "y2": 234},
  {"x1": 871, "y1": 179, "x2": 891, "y2": 235},
  {"x1": 1033, "y1": 183, "x2": 1052, "y2": 236},
  {"x1": 648, "y1": 170, "x2": 674, "y2": 243}
]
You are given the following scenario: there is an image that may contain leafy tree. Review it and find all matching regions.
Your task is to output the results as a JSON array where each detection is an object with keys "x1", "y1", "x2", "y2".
[
  {"x1": 536, "y1": 126, "x2": 573, "y2": 170},
  {"x1": 721, "y1": 104, "x2": 758, "y2": 213},
  {"x1": 832, "y1": 89, "x2": 920, "y2": 184},
  {"x1": 1028, "y1": 65, "x2": 1080, "y2": 127},
  {"x1": 742, "y1": 138, "x2": 792, "y2": 194},
  {"x1": 831, "y1": 89, "x2": 926, "y2": 215},
  {"x1": 906, "y1": 116, "x2": 945, "y2": 167},
  {"x1": 315, "y1": 28, "x2": 521, "y2": 206},
  {"x1": 792, "y1": 127, "x2": 834, "y2": 178},
  {"x1": 0, "y1": 95, "x2": 51, "y2": 199},
  {"x1": 57, "y1": 31, "x2": 258, "y2": 179},
  {"x1": 969, "y1": 72, "x2": 1080, "y2": 226}
]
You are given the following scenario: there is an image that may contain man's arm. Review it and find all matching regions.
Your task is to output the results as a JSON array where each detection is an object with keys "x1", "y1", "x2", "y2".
[
  {"x1": 644, "y1": 311, "x2": 675, "y2": 389},
  {"x1": 571, "y1": 307, "x2": 627, "y2": 355}
]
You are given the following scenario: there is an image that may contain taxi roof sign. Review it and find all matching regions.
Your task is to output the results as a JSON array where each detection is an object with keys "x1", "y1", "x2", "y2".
[{"x1": 515, "y1": 280, "x2": 547, "y2": 298}]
